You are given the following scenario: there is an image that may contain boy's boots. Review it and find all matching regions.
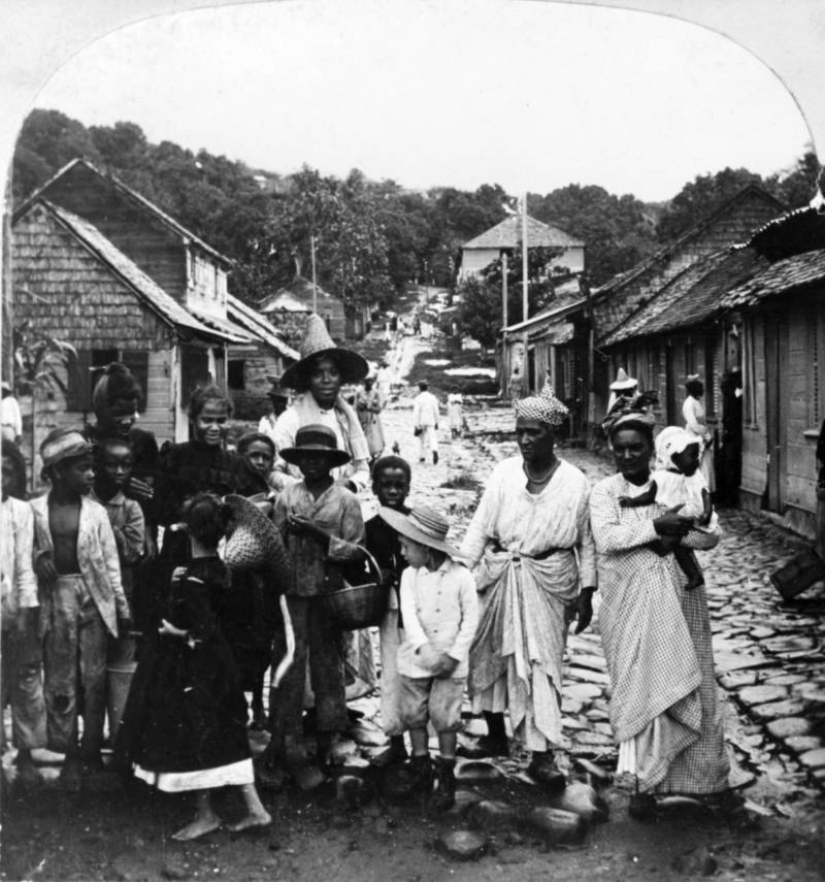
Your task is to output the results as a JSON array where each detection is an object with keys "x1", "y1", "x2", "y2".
[
  {"x1": 433, "y1": 757, "x2": 456, "y2": 810},
  {"x1": 409, "y1": 753, "x2": 432, "y2": 794}
]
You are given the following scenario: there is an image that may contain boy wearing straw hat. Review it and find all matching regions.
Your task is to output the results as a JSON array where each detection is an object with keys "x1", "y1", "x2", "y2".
[
  {"x1": 261, "y1": 424, "x2": 366, "y2": 784},
  {"x1": 379, "y1": 505, "x2": 478, "y2": 810}
]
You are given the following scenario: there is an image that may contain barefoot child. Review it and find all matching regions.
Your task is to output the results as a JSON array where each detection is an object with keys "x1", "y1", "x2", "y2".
[
  {"x1": 258, "y1": 425, "x2": 365, "y2": 785},
  {"x1": 380, "y1": 505, "x2": 478, "y2": 810},
  {"x1": 31, "y1": 429, "x2": 131, "y2": 790},
  {"x1": 119, "y1": 493, "x2": 271, "y2": 840},
  {"x1": 619, "y1": 426, "x2": 714, "y2": 590},
  {"x1": 1, "y1": 441, "x2": 46, "y2": 786},
  {"x1": 365, "y1": 455, "x2": 412, "y2": 765},
  {"x1": 91, "y1": 438, "x2": 145, "y2": 683}
]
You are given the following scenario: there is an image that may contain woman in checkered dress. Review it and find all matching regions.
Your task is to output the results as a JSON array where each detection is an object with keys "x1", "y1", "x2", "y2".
[{"x1": 589, "y1": 412, "x2": 734, "y2": 819}]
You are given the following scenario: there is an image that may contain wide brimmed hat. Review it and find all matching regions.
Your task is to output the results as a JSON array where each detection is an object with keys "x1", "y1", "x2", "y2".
[
  {"x1": 379, "y1": 505, "x2": 462, "y2": 558},
  {"x1": 223, "y1": 494, "x2": 291, "y2": 587},
  {"x1": 610, "y1": 368, "x2": 638, "y2": 391},
  {"x1": 279, "y1": 423, "x2": 351, "y2": 467},
  {"x1": 281, "y1": 314, "x2": 369, "y2": 390}
]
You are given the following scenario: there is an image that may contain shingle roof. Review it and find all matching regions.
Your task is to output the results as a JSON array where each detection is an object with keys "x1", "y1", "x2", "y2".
[
  {"x1": 503, "y1": 296, "x2": 586, "y2": 334},
  {"x1": 259, "y1": 277, "x2": 341, "y2": 313},
  {"x1": 602, "y1": 248, "x2": 768, "y2": 346},
  {"x1": 43, "y1": 201, "x2": 244, "y2": 343},
  {"x1": 226, "y1": 294, "x2": 299, "y2": 360},
  {"x1": 19, "y1": 158, "x2": 233, "y2": 267},
  {"x1": 593, "y1": 185, "x2": 782, "y2": 298},
  {"x1": 721, "y1": 248, "x2": 825, "y2": 310},
  {"x1": 462, "y1": 215, "x2": 584, "y2": 250},
  {"x1": 186, "y1": 307, "x2": 255, "y2": 345},
  {"x1": 745, "y1": 205, "x2": 825, "y2": 262}
]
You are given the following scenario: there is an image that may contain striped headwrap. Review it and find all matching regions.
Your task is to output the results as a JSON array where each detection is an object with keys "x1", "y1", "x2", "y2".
[
  {"x1": 40, "y1": 428, "x2": 91, "y2": 469},
  {"x1": 514, "y1": 392, "x2": 569, "y2": 427}
]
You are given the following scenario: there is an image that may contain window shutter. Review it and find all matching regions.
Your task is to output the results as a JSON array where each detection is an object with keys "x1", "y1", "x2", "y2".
[
  {"x1": 121, "y1": 351, "x2": 150, "y2": 413},
  {"x1": 65, "y1": 348, "x2": 93, "y2": 412}
]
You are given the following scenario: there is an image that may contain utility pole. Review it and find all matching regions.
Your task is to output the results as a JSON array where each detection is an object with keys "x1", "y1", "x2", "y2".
[
  {"x1": 501, "y1": 251, "x2": 508, "y2": 330},
  {"x1": 521, "y1": 192, "x2": 529, "y2": 393},
  {"x1": 310, "y1": 235, "x2": 318, "y2": 313}
]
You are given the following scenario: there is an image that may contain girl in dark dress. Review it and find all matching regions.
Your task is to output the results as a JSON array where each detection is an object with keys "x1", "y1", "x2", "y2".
[{"x1": 119, "y1": 493, "x2": 271, "y2": 840}]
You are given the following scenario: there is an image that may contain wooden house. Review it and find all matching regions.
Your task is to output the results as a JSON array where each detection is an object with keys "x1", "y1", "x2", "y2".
[
  {"x1": 459, "y1": 215, "x2": 585, "y2": 281},
  {"x1": 588, "y1": 185, "x2": 784, "y2": 425},
  {"x1": 259, "y1": 277, "x2": 347, "y2": 342},
  {"x1": 12, "y1": 159, "x2": 296, "y2": 445},
  {"x1": 719, "y1": 206, "x2": 825, "y2": 539}
]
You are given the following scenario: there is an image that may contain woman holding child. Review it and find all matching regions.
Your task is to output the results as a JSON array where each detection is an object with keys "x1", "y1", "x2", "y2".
[{"x1": 589, "y1": 411, "x2": 734, "y2": 819}]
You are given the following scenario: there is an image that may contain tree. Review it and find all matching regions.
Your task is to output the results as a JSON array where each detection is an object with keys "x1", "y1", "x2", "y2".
[
  {"x1": 528, "y1": 185, "x2": 658, "y2": 287},
  {"x1": 455, "y1": 246, "x2": 564, "y2": 350},
  {"x1": 767, "y1": 150, "x2": 822, "y2": 209},
  {"x1": 656, "y1": 167, "x2": 767, "y2": 242}
]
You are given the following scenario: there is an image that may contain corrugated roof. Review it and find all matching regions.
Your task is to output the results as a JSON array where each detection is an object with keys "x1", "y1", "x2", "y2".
[
  {"x1": 42, "y1": 201, "x2": 238, "y2": 343},
  {"x1": 225, "y1": 294, "x2": 299, "y2": 359},
  {"x1": 462, "y1": 215, "x2": 584, "y2": 250},
  {"x1": 503, "y1": 296, "x2": 586, "y2": 334},
  {"x1": 19, "y1": 158, "x2": 233, "y2": 267},
  {"x1": 721, "y1": 248, "x2": 825, "y2": 310},
  {"x1": 602, "y1": 248, "x2": 768, "y2": 346}
]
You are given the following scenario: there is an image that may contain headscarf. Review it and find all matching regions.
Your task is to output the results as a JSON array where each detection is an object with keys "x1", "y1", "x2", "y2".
[
  {"x1": 40, "y1": 429, "x2": 91, "y2": 469},
  {"x1": 655, "y1": 426, "x2": 698, "y2": 469},
  {"x1": 514, "y1": 392, "x2": 569, "y2": 427},
  {"x1": 606, "y1": 410, "x2": 656, "y2": 445}
]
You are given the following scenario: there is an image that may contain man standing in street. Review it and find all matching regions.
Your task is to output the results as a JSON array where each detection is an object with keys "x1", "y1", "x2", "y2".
[{"x1": 412, "y1": 381, "x2": 440, "y2": 465}]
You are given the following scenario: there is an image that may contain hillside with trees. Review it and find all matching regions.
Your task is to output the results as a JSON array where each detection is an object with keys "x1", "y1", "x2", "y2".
[{"x1": 11, "y1": 109, "x2": 820, "y2": 327}]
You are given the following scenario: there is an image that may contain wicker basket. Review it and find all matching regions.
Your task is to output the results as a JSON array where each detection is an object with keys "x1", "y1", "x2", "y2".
[{"x1": 321, "y1": 551, "x2": 388, "y2": 629}]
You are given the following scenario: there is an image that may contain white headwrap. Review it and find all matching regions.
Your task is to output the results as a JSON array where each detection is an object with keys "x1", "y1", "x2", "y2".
[{"x1": 655, "y1": 425, "x2": 699, "y2": 469}]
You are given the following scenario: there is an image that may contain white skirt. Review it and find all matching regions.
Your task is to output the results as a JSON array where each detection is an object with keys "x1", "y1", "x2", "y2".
[{"x1": 134, "y1": 758, "x2": 254, "y2": 793}]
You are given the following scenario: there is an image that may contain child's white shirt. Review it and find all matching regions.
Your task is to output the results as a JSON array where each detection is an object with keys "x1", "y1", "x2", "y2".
[
  {"x1": 652, "y1": 468, "x2": 708, "y2": 520},
  {"x1": 398, "y1": 557, "x2": 478, "y2": 679}
]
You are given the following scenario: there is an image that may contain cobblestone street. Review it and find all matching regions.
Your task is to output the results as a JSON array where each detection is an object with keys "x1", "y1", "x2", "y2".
[{"x1": 376, "y1": 394, "x2": 825, "y2": 806}]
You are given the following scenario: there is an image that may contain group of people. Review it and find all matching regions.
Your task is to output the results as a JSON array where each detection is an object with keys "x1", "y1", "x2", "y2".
[{"x1": 1, "y1": 312, "x2": 741, "y2": 842}]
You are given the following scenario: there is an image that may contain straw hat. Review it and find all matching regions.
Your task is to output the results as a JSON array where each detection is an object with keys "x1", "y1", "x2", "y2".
[
  {"x1": 223, "y1": 494, "x2": 291, "y2": 586},
  {"x1": 609, "y1": 368, "x2": 638, "y2": 391},
  {"x1": 281, "y1": 314, "x2": 369, "y2": 390},
  {"x1": 379, "y1": 505, "x2": 462, "y2": 557},
  {"x1": 279, "y1": 424, "x2": 351, "y2": 468}
]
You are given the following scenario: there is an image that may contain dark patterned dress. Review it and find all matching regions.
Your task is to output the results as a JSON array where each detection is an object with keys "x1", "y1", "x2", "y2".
[{"x1": 117, "y1": 556, "x2": 253, "y2": 790}]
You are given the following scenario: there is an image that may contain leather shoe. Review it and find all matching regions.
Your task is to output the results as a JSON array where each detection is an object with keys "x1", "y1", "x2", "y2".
[
  {"x1": 457, "y1": 735, "x2": 509, "y2": 759},
  {"x1": 527, "y1": 756, "x2": 566, "y2": 793}
]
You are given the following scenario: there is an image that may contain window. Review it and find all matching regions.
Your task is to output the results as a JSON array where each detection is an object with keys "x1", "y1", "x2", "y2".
[{"x1": 227, "y1": 359, "x2": 245, "y2": 391}]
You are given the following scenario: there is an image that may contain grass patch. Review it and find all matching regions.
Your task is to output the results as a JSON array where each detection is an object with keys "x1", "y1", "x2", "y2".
[
  {"x1": 410, "y1": 345, "x2": 498, "y2": 396},
  {"x1": 440, "y1": 472, "x2": 481, "y2": 491}
]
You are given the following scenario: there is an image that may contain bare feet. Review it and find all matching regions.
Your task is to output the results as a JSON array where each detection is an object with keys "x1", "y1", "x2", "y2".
[
  {"x1": 171, "y1": 813, "x2": 222, "y2": 841},
  {"x1": 227, "y1": 811, "x2": 272, "y2": 834}
]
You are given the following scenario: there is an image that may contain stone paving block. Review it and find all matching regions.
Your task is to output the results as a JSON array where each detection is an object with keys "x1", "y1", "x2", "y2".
[
  {"x1": 764, "y1": 673, "x2": 808, "y2": 687},
  {"x1": 785, "y1": 736, "x2": 823, "y2": 754},
  {"x1": 469, "y1": 799, "x2": 519, "y2": 829},
  {"x1": 436, "y1": 830, "x2": 488, "y2": 861},
  {"x1": 565, "y1": 683, "x2": 602, "y2": 703},
  {"x1": 738, "y1": 684, "x2": 788, "y2": 705},
  {"x1": 528, "y1": 806, "x2": 586, "y2": 843},
  {"x1": 766, "y1": 717, "x2": 811, "y2": 739},
  {"x1": 798, "y1": 747, "x2": 825, "y2": 769},
  {"x1": 550, "y1": 781, "x2": 609, "y2": 822},
  {"x1": 571, "y1": 731, "x2": 613, "y2": 748},
  {"x1": 567, "y1": 666, "x2": 611, "y2": 686},
  {"x1": 750, "y1": 699, "x2": 806, "y2": 721},
  {"x1": 719, "y1": 670, "x2": 759, "y2": 690},
  {"x1": 561, "y1": 697, "x2": 584, "y2": 715}
]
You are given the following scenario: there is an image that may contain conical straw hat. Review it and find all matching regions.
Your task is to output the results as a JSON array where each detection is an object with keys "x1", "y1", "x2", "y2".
[
  {"x1": 281, "y1": 314, "x2": 369, "y2": 390},
  {"x1": 610, "y1": 367, "x2": 638, "y2": 391},
  {"x1": 223, "y1": 494, "x2": 291, "y2": 591}
]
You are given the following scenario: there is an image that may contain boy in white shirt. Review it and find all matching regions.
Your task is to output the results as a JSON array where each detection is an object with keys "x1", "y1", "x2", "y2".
[{"x1": 379, "y1": 505, "x2": 478, "y2": 810}]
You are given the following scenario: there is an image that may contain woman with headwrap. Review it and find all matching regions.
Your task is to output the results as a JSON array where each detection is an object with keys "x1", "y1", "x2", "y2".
[
  {"x1": 589, "y1": 412, "x2": 735, "y2": 819},
  {"x1": 459, "y1": 393, "x2": 596, "y2": 791}
]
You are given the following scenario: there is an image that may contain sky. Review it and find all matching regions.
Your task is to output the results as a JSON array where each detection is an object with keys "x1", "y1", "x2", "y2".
[{"x1": 29, "y1": 0, "x2": 812, "y2": 203}]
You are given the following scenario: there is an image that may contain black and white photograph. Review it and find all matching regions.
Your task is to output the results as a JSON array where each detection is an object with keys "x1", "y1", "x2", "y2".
[{"x1": 1, "y1": 1, "x2": 824, "y2": 879}]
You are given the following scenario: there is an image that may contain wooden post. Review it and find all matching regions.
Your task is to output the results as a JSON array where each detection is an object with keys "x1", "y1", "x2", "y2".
[
  {"x1": 310, "y1": 236, "x2": 318, "y2": 313},
  {"x1": 502, "y1": 251, "x2": 508, "y2": 330}
]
